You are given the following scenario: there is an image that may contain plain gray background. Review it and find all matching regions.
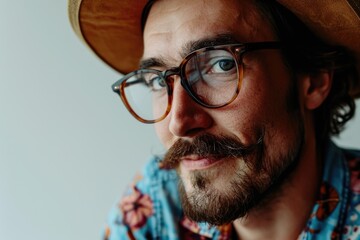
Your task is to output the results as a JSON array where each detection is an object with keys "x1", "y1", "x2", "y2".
[{"x1": 1, "y1": 1, "x2": 359, "y2": 240}]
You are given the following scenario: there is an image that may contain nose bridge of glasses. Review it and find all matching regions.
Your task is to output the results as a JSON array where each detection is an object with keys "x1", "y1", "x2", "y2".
[
  {"x1": 163, "y1": 67, "x2": 181, "y2": 80},
  {"x1": 162, "y1": 67, "x2": 185, "y2": 91},
  {"x1": 163, "y1": 66, "x2": 199, "y2": 105}
]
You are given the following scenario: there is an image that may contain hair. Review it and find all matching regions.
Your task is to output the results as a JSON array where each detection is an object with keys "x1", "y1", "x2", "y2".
[
  {"x1": 141, "y1": 0, "x2": 157, "y2": 32},
  {"x1": 254, "y1": 0, "x2": 357, "y2": 143},
  {"x1": 141, "y1": 0, "x2": 358, "y2": 143}
]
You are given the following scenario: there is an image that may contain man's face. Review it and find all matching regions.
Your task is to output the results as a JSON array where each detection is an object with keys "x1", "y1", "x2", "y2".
[{"x1": 143, "y1": 0, "x2": 304, "y2": 225}]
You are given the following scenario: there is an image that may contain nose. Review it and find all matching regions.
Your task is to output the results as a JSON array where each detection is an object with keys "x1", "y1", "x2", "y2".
[{"x1": 168, "y1": 77, "x2": 213, "y2": 138}]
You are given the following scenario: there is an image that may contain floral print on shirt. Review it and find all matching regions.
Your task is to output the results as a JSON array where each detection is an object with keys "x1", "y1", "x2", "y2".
[{"x1": 120, "y1": 185, "x2": 154, "y2": 230}]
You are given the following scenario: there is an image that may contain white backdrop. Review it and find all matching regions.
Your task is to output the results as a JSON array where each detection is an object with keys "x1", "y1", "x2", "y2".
[{"x1": 0, "y1": 1, "x2": 359, "y2": 240}]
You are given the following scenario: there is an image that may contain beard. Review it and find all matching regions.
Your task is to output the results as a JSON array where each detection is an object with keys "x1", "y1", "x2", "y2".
[
  {"x1": 162, "y1": 117, "x2": 304, "y2": 226},
  {"x1": 163, "y1": 127, "x2": 304, "y2": 225},
  {"x1": 161, "y1": 76, "x2": 304, "y2": 226}
]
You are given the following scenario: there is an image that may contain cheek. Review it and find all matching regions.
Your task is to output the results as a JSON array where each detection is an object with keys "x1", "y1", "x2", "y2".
[
  {"x1": 216, "y1": 54, "x2": 297, "y2": 140},
  {"x1": 241, "y1": 53, "x2": 293, "y2": 117}
]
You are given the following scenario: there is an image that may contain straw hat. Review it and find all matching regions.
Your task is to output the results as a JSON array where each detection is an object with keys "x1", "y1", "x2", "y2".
[{"x1": 68, "y1": 0, "x2": 360, "y2": 98}]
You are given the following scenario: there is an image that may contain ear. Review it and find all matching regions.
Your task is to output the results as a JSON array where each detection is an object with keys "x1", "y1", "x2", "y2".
[{"x1": 299, "y1": 71, "x2": 333, "y2": 110}]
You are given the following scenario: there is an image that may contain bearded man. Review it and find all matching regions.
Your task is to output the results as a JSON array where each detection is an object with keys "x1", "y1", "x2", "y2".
[{"x1": 69, "y1": 0, "x2": 360, "y2": 239}]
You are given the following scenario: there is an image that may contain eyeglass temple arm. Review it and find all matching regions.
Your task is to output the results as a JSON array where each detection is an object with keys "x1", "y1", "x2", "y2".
[
  {"x1": 112, "y1": 78, "x2": 156, "y2": 92},
  {"x1": 242, "y1": 42, "x2": 282, "y2": 52}
]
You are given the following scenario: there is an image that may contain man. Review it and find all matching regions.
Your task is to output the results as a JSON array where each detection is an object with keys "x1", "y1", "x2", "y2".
[{"x1": 69, "y1": 0, "x2": 360, "y2": 239}]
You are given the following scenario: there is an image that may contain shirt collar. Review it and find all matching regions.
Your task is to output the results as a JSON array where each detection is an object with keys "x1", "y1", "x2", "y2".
[{"x1": 299, "y1": 140, "x2": 350, "y2": 238}]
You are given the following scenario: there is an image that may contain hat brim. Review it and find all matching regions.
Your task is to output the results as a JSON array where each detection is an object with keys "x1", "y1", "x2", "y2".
[
  {"x1": 69, "y1": 0, "x2": 147, "y2": 74},
  {"x1": 68, "y1": 0, "x2": 360, "y2": 98}
]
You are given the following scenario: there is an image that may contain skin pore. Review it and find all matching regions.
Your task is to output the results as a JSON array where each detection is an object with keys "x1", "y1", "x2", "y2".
[{"x1": 142, "y1": 0, "x2": 331, "y2": 239}]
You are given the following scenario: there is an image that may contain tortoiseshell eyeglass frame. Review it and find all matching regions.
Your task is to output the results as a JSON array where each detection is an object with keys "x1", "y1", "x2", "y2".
[{"x1": 112, "y1": 41, "x2": 282, "y2": 124}]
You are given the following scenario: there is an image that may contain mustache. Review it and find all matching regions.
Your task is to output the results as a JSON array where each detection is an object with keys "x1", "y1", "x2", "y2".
[{"x1": 161, "y1": 133, "x2": 264, "y2": 169}]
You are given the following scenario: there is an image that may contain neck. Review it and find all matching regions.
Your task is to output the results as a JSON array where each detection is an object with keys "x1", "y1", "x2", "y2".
[{"x1": 233, "y1": 128, "x2": 323, "y2": 240}]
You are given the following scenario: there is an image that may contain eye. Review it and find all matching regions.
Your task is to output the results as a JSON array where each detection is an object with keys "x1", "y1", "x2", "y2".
[
  {"x1": 149, "y1": 76, "x2": 167, "y2": 91},
  {"x1": 209, "y1": 58, "x2": 236, "y2": 73}
]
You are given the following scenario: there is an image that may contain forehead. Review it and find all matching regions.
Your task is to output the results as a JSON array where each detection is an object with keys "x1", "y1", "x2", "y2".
[{"x1": 142, "y1": 0, "x2": 276, "y2": 63}]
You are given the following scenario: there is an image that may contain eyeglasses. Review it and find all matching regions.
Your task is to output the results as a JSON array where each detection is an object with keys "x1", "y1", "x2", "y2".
[{"x1": 112, "y1": 42, "x2": 282, "y2": 124}]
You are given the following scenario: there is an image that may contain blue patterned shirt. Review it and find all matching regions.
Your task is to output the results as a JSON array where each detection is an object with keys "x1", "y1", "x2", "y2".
[{"x1": 103, "y1": 141, "x2": 360, "y2": 239}]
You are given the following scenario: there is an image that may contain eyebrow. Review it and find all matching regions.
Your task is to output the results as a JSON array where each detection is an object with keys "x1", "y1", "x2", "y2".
[
  {"x1": 139, "y1": 33, "x2": 239, "y2": 69},
  {"x1": 139, "y1": 57, "x2": 167, "y2": 69},
  {"x1": 182, "y1": 33, "x2": 239, "y2": 57}
]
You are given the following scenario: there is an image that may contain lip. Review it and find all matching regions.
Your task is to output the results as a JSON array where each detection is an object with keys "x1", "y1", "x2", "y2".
[{"x1": 180, "y1": 155, "x2": 224, "y2": 170}]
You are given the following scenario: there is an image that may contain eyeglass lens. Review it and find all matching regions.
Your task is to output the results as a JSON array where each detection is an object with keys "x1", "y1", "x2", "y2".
[
  {"x1": 185, "y1": 49, "x2": 239, "y2": 106},
  {"x1": 121, "y1": 48, "x2": 240, "y2": 122}
]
